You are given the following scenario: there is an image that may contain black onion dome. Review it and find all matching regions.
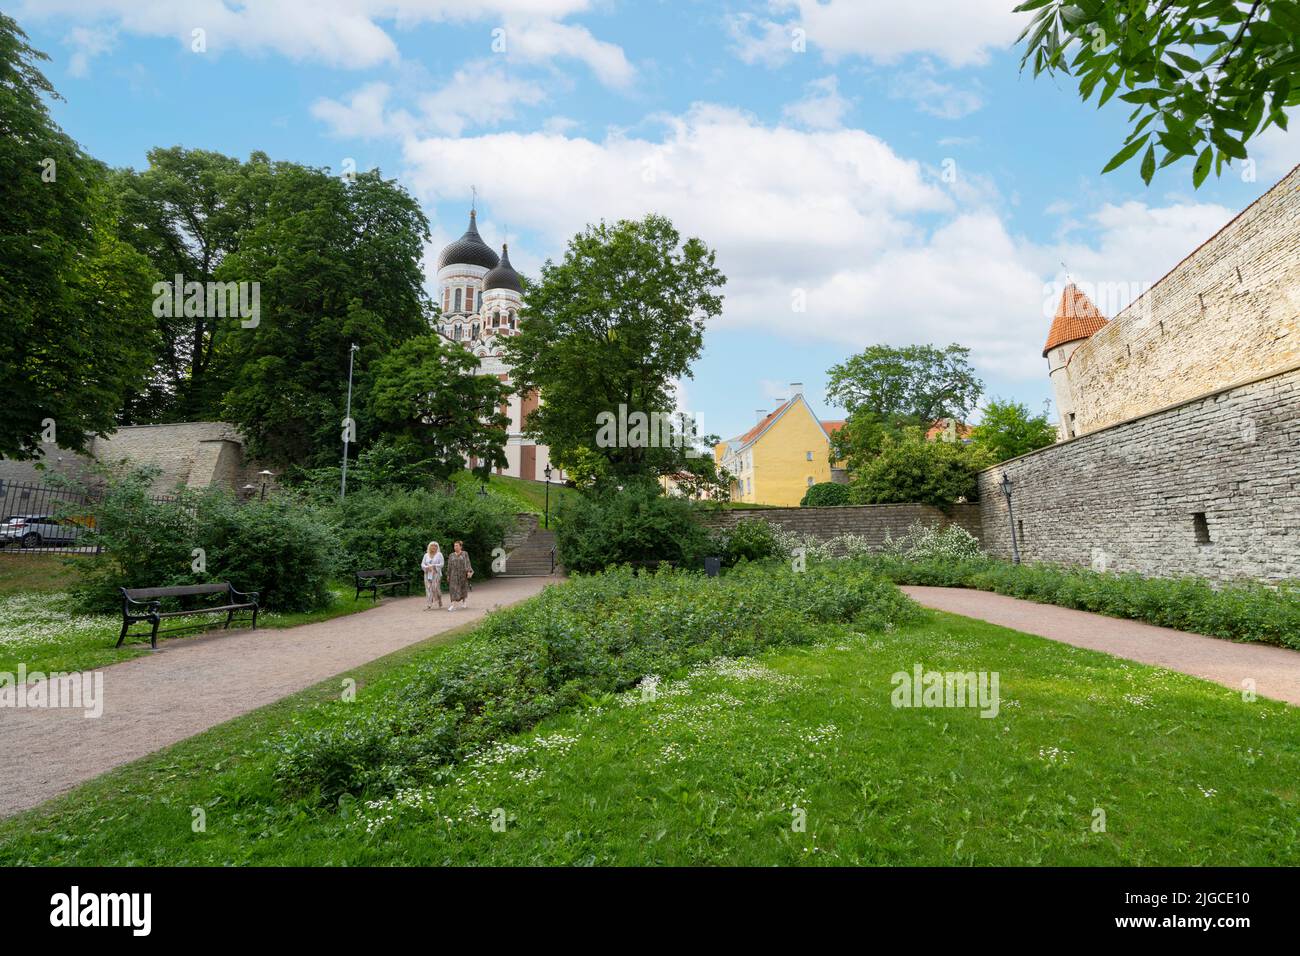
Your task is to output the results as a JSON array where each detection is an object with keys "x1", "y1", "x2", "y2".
[
  {"x1": 436, "y1": 210, "x2": 499, "y2": 270},
  {"x1": 483, "y1": 243, "x2": 523, "y2": 293}
]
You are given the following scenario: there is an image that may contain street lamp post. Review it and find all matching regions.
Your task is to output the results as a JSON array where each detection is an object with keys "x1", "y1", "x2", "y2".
[
  {"x1": 543, "y1": 464, "x2": 552, "y2": 529},
  {"x1": 999, "y1": 472, "x2": 1021, "y2": 565},
  {"x1": 341, "y1": 343, "x2": 359, "y2": 500},
  {"x1": 258, "y1": 469, "x2": 274, "y2": 501}
]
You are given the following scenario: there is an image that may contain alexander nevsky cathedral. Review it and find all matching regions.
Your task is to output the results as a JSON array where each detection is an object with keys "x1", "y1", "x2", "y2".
[{"x1": 433, "y1": 208, "x2": 560, "y2": 482}]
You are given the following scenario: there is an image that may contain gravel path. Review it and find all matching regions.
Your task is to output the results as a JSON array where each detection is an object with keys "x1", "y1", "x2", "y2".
[
  {"x1": 903, "y1": 586, "x2": 1300, "y2": 706},
  {"x1": 0, "y1": 576, "x2": 559, "y2": 819}
]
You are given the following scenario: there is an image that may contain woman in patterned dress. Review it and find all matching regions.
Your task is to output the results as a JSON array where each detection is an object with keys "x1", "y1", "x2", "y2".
[{"x1": 446, "y1": 540, "x2": 473, "y2": 611}]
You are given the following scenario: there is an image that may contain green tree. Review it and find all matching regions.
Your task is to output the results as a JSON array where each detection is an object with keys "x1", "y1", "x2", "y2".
[
  {"x1": 826, "y1": 344, "x2": 983, "y2": 477},
  {"x1": 367, "y1": 335, "x2": 512, "y2": 482},
  {"x1": 213, "y1": 165, "x2": 432, "y2": 469},
  {"x1": 970, "y1": 398, "x2": 1058, "y2": 462},
  {"x1": 826, "y1": 344, "x2": 983, "y2": 423},
  {"x1": 849, "y1": 429, "x2": 993, "y2": 509},
  {"x1": 828, "y1": 409, "x2": 909, "y2": 474},
  {"x1": 0, "y1": 14, "x2": 157, "y2": 459},
  {"x1": 113, "y1": 148, "x2": 273, "y2": 420},
  {"x1": 502, "y1": 214, "x2": 725, "y2": 481},
  {"x1": 1015, "y1": 0, "x2": 1298, "y2": 186}
]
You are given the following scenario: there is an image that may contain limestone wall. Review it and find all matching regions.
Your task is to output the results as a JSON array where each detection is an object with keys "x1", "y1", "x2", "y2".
[
  {"x1": 1066, "y1": 165, "x2": 1300, "y2": 435},
  {"x1": 0, "y1": 422, "x2": 265, "y2": 496},
  {"x1": 978, "y1": 365, "x2": 1300, "y2": 583},
  {"x1": 699, "y1": 503, "x2": 983, "y2": 547}
]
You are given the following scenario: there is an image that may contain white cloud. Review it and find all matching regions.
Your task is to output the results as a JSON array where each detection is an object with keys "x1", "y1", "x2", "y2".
[
  {"x1": 19, "y1": 1, "x2": 631, "y2": 81},
  {"x1": 313, "y1": 62, "x2": 547, "y2": 139},
  {"x1": 729, "y1": 0, "x2": 1021, "y2": 68},
  {"x1": 782, "y1": 75, "x2": 851, "y2": 130},
  {"x1": 1248, "y1": 119, "x2": 1298, "y2": 181},
  {"x1": 64, "y1": 25, "x2": 118, "y2": 77},
  {"x1": 417, "y1": 61, "x2": 547, "y2": 135},
  {"x1": 311, "y1": 81, "x2": 398, "y2": 138},
  {"x1": 393, "y1": 103, "x2": 1240, "y2": 382},
  {"x1": 890, "y1": 62, "x2": 984, "y2": 119},
  {"x1": 498, "y1": 17, "x2": 634, "y2": 87}
]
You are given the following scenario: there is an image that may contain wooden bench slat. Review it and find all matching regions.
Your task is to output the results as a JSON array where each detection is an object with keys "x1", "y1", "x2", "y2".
[{"x1": 124, "y1": 583, "x2": 230, "y2": 599}]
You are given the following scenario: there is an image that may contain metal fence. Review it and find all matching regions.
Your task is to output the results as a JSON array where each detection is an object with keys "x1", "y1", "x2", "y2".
[{"x1": 0, "y1": 479, "x2": 104, "y2": 554}]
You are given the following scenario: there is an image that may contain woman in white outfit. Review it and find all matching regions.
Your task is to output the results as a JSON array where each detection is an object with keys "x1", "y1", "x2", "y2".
[{"x1": 421, "y1": 541, "x2": 444, "y2": 610}]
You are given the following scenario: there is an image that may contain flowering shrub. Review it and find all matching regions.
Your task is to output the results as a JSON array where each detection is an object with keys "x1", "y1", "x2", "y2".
[
  {"x1": 273, "y1": 561, "x2": 920, "y2": 805},
  {"x1": 772, "y1": 530, "x2": 875, "y2": 562},
  {"x1": 881, "y1": 522, "x2": 983, "y2": 561}
]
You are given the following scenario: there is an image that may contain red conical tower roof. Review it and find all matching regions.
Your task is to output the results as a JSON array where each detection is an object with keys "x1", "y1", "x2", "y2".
[{"x1": 1043, "y1": 283, "x2": 1108, "y2": 357}]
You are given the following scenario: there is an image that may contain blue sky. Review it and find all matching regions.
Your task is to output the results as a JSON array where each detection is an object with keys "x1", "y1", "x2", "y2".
[{"x1": 17, "y1": 0, "x2": 1297, "y2": 443}]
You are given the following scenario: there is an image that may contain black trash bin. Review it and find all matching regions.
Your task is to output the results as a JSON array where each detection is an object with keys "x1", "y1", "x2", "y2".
[{"x1": 704, "y1": 556, "x2": 722, "y2": 578}]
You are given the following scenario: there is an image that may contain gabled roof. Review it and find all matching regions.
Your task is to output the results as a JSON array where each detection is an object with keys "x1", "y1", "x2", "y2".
[
  {"x1": 724, "y1": 394, "x2": 837, "y2": 452},
  {"x1": 1043, "y1": 283, "x2": 1108, "y2": 356}
]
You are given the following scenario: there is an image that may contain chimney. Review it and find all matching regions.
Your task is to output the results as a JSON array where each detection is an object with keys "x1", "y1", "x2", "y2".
[
  {"x1": 755, "y1": 409, "x2": 768, "y2": 423},
  {"x1": 790, "y1": 382, "x2": 804, "y2": 397}
]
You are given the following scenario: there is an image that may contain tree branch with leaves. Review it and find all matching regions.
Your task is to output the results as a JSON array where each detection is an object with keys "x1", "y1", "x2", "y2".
[{"x1": 1015, "y1": 0, "x2": 1297, "y2": 186}]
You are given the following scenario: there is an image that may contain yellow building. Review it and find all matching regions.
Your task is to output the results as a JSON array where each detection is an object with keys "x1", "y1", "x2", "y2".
[{"x1": 714, "y1": 385, "x2": 845, "y2": 506}]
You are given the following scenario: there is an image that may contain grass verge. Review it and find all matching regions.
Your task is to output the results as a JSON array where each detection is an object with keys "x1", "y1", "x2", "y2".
[
  {"x1": 0, "y1": 581, "x2": 379, "y2": 675},
  {"x1": 1, "y1": 607, "x2": 1295, "y2": 865}
]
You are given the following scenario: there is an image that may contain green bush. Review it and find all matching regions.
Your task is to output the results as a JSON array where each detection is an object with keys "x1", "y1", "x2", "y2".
[
  {"x1": 712, "y1": 518, "x2": 782, "y2": 566},
  {"x1": 868, "y1": 555, "x2": 1300, "y2": 649},
  {"x1": 332, "y1": 486, "x2": 515, "y2": 581},
  {"x1": 68, "y1": 468, "x2": 337, "y2": 612},
  {"x1": 67, "y1": 469, "x2": 200, "y2": 612},
  {"x1": 196, "y1": 494, "x2": 337, "y2": 612},
  {"x1": 273, "y1": 561, "x2": 920, "y2": 805},
  {"x1": 850, "y1": 431, "x2": 991, "y2": 508},
  {"x1": 554, "y1": 481, "x2": 711, "y2": 572},
  {"x1": 800, "y1": 482, "x2": 851, "y2": 507}
]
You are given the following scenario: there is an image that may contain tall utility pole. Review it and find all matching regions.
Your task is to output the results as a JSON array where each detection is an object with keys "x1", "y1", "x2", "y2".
[{"x1": 341, "y1": 343, "x2": 359, "y2": 500}]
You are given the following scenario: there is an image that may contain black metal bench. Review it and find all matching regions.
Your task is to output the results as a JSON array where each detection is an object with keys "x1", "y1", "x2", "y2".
[
  {"x1": 354, "y1": 568, "x2": 412, "y2": 603},
  {"x1": 118, "y1": 582, "x2": 259, "y2": 650}
]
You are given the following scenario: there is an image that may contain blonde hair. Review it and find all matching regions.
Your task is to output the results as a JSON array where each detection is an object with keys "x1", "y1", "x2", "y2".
[{"x1": 426, "y1": 541, "x2": 440, "y2": 556}]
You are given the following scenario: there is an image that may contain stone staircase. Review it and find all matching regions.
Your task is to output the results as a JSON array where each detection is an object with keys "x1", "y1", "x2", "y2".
[{"x1": 499, "y1": 527, "x2": 560, "y2": 577}]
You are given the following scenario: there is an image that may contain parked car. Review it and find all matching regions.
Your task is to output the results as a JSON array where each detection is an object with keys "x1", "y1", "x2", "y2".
[{"x1": 0, "y1": 515, "x2": 85, "y2": 548}]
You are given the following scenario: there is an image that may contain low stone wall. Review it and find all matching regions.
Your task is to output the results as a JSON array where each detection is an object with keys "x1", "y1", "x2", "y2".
[
  {"x1": 0, "y1": 422, "x2": 267, "y2": 496},
  {"x1": 699, "y1": 503, "x2": 982, "y2": 547},
  {"x1": 978, "y1": 365, "x2": 1300, "y2": 583}
]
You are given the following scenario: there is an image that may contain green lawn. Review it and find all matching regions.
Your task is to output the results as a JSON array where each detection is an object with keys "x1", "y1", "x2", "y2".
[
  {"x1": 2, "y1": 608, "x2": 1295, "y2": 866},
  {"x1": 452, "y1": 470, "x2": 578, "y2": 518},
  {"x1": 0, "y1": 580, "x2": 379, "y2": 675}
]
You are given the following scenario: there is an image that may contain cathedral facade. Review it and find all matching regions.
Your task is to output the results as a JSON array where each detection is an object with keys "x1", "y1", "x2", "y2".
[{"x1": 434, "y1": 209, "x2": 560, "y2": 482}]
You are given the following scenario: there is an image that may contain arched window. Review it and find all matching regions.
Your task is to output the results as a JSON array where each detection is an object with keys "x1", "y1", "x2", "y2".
[
  {"x1": 453, "y1": 289, "x2": 462, "y2": 313},
  {"x1": 454, "y1": 324, "x2": 462, "y2": 340},
  {"x1": 508, "y1": 312, "x2": 517, "y2": 329},
  {"x1": 476, "y1": 291, "x2": 483, "y2": 313},
  {"x1": 493, "y1": 311, "x2": 500, "y2": 327},
  {"x1": 471, "y1": 322, "x2": 479, "y2": 338}
]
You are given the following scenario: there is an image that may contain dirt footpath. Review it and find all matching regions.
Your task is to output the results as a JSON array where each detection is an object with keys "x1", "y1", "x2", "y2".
[
  {"x1": 0, "y1": 576, "x2": 558, "y2": 818},
  {"x1": 903, "y1": 585, "x2": 1300, "y2": 706}
]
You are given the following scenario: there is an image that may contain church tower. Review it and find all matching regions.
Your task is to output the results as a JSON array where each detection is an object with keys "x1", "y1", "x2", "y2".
[
  {"x1": 434, "y1": 210, "x2": 559, "y2": 482},
  {"x1": 1044, "y1": 283, "x2": 1107, "y2": 441}
]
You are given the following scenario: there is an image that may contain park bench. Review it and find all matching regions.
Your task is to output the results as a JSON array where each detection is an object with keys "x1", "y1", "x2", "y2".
[
  {"x1": 118, "y1": 582, "x2": 259, "y2": 650},
  {"x1": 354, "y1": 568, "x2": 412, "y2": 603}
]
